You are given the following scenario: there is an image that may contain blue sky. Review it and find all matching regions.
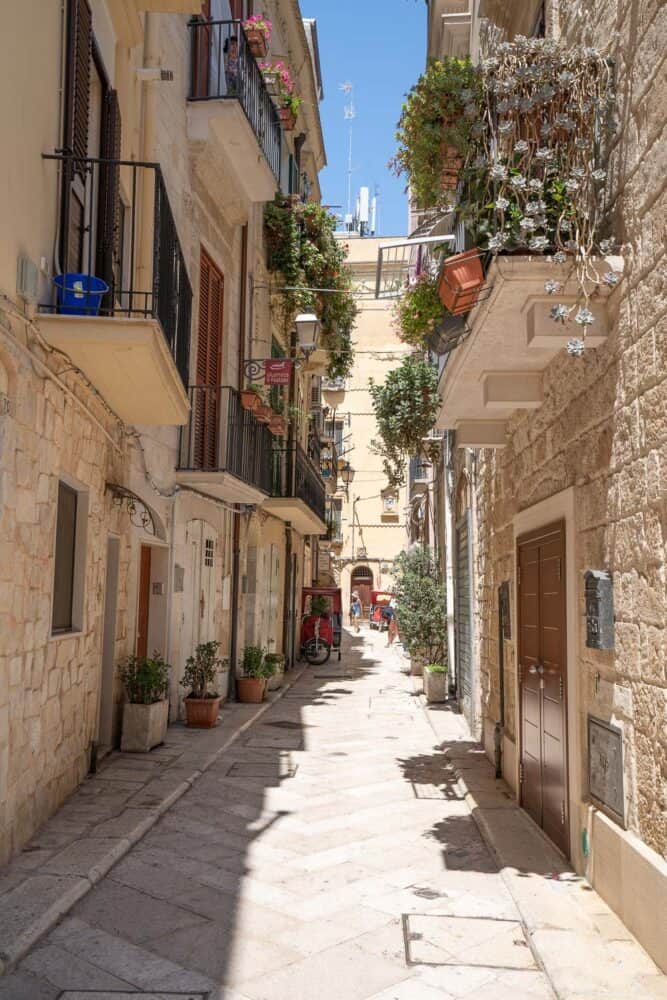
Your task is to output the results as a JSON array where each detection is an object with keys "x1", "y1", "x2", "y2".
[{"x1": 306, "y1": 1, "x2": 426, "y2": 236}]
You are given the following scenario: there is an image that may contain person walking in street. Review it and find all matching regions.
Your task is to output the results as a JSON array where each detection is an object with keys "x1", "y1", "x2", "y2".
[
  {"x1": 385, "y1": 597, "x2": 398, "y2": 645},
  {"x1": 350, "y1": 590, "x2": 362, "y2": 632}
]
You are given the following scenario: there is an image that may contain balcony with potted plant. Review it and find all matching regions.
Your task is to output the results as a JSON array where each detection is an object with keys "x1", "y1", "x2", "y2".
[
  {"x1": 391, "y1": 39, "x2": 623, "y2": 448},
  {"x1": 187, "y1": 15, "x2": 282, "y2": 203},
  {"x1": 38, "y1": 155, "x2": 192, "y2": 426},
  {"x1": 177, "y1": 384, "x2": 274, "y2": 503}
]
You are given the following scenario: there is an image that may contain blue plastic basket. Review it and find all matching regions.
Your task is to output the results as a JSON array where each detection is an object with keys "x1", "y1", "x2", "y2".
[{"x1": 54, "y1": 273, "x2": 109, "y2": 316}]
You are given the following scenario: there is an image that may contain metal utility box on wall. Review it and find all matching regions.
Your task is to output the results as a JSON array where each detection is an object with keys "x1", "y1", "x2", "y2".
[{"x1": 584, "y1": 570, "x2": 614, "y2": 649}]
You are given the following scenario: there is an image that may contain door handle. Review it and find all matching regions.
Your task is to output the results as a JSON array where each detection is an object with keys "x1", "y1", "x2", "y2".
[{"x1": 529, "y1": 664, "x2": 544, "y2": 674}]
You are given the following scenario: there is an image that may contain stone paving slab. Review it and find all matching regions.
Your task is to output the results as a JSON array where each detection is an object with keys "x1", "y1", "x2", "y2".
[{"x1": 0, "y1": 672, "x2": 303, "y2": 976}]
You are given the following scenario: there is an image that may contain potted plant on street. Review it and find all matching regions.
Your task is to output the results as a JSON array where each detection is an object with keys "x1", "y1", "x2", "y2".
[
  {"x1": 393, "y1": 546, "x2": 447, "y2": 678},
  {"x1": 265, "y1": 652, "x2": 286, "y2": 690},
  {"x1": 242, "y1": 13, "x2": 272, "y2": 58},
  {"x1": 120, "y1": 652, "x2": 171, "y2": 752},
  {"x1": 181, "y1": 640, "x2": 228, "y2": 728},
  {"x1": 424, "y1": 663, "x2": 448, "y2": 703},
  {"x1": 237, "y1": 645, "x2": 273, "y2": 703}
]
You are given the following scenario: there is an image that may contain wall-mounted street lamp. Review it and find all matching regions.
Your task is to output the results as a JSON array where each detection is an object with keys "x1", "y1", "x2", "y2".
[
  {"x1": 295, "y1": 313, "x2": 321, "y2": 358},
  {"x1": 340, "y1": 463, "x2": 355, "y2": 487}
]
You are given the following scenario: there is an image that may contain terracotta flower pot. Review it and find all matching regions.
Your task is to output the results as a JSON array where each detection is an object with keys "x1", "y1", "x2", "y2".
[
  {"x1": 278, "y1": 106, "x2": 297, "y2": 131},
  {"x1": 244, "y1": 28, "x2": 267, "y2": 59},
  {"x1": 237, "y1": 677, "x2": 266, "y2": 703},
  {"x1": 240, "y1": 389, "x2": 260, "y2": 412},
  {"x1": 437, "y1": 249, "x2": 485, "y2": 316},
  {"x1": 268, "y1": 415, "x2": 286, "y2": 436},
  {"x1": 255, "y1": 403, "x2": 272, "y2": 424},
  {"x1": 184, "y1": 695, "x2": 221, "y2": 728}
]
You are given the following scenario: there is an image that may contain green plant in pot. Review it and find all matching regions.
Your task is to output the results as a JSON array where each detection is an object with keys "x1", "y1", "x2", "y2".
[
  {"x1": 265, "y1": 652, "x2": 286, "y2": 691},
  {"x1": 393, "y1": 546, "x2": 447, "y2": 677},
  {"x1": 424, "y1": 663, "x2": 448, "y2": 703},
  {"x1": 394, "y1": 272, "x2": 444, "y2": 349},
  {"x1": 181, "y1": 641, "x2": 228, "y2": 728},
  {"x1": 309, "y1": 595, "x2": 330, "y2": 616},
  {"x1": 120, "y1": 652, "x2": 171, "y2": 752},
  {"x1": 238, "y1": 645, "x2": 273, "y2": 704}
]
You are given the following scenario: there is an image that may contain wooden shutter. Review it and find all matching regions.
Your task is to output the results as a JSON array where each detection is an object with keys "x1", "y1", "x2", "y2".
[
  {"x1": 64, "y1": 0, "x2": 92, "y2": 167},
  {"x1": 194, "y1": 251, "x2": 224, "y2": 469},
  {"x1": 96, "y1": 89, "x2": 122, "y2": 308}
]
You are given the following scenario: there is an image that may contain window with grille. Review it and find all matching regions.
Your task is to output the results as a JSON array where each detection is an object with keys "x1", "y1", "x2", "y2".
[{"x1": 204, "y1": 538, "x2": 214, "y2": 567}]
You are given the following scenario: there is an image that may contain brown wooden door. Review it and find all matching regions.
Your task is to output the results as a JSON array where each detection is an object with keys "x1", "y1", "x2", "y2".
[
  {"x1": 351, "y1": 568, "x2": 373, "y2": 614},
  {"x1": 136, "y1": 545, "x2": 152, "y2": 659},
  {"x1": 194, "y1": 250, "x2": 224, "y2": 469},
  {"x1": 518, "y1": 521, "x2": 569, "y2": 856}
]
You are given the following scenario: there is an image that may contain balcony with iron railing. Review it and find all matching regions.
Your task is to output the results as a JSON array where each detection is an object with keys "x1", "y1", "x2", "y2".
[
  {"x1": 187, "y1": 18, "x2": 281, "y2": 203},
  {"x1": 409, "y1": 455, "x2": 430, "y2": 495},
  {"x1": 37, "y1": 154, "x2": 191, "y2": 425},
  {"x1": 177, "y1": 385, "x2": 274, "y2": 503},
  {"x1": 263, "y1": 442, "x2": 327, "y2": 536}
]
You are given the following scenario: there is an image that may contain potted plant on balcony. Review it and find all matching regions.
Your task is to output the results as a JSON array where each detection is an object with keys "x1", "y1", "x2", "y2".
[
  {"x1": 278, "y1": 92, "x2": 302, "y2": 131},
  {"x1": 390, "y1": 57, "x2": 481, "y2": 209},
  {"x1": 120, "y1": 652, "x2": 171, "y2": 752},
  {"x1": 241, "y1": 383, "x2": 263, "y2": 412},
  {"x1": 265, "y1": 652, "x2": 286, "y2": 691},
  {"x1": 394, "y1": 272, "x2": 445, "y2": 348},
  {"x1": 237, "y1": 645, "x2": 273, "y2": 703},
  {"x1": 424, "y1": 663, "x2": 448, "y2": 703},
  {"x1": 242, "y1": 13, "x2": 272, "y2": 58},
  {"x1": 181, "y1": 640, "x2": 228, "y2": 728},
  {"x1": 436, "y1": 248, "x2": 485, "y2": 316},
  {"x1": 259, "y1": 59, "x2": 292, "y2": 98}
]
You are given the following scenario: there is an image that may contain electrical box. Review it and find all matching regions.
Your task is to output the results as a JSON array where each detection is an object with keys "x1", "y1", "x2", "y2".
[
  {"x1": 16, "y1": 254, "x2": 39, "y2": 304},
  {"x1": 584, "y1": 570, "x2": 614, "y2": 649}
]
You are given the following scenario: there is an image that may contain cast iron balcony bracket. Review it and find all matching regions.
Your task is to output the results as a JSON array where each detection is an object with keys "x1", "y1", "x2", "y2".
[{"x1": 187, "y1": 18, "x2": 282, "y2": 182}]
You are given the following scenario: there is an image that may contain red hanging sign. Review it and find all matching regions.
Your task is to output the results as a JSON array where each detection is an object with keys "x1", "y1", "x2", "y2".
[{"x1": 264, "y1": 359, "x2": 292, "y2": 385}]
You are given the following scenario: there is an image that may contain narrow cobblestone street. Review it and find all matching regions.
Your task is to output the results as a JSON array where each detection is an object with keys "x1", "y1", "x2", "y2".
[{"x1": 1, "y1": 628, "x2": 665, "y2": 1000}]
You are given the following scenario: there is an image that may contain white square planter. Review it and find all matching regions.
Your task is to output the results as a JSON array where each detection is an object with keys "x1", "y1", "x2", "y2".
[
  {"x1": 121, "y1": 699, "x2": 169, "y2": 752},
  {"x1": 424, "y1": 670, "x2": 448, "y2": 703},
  {"x1": 267, "y1": 668, "x2": 285, "y2": 691}
]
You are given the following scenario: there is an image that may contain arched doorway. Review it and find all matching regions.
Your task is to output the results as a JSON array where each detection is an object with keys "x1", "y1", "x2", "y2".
[{"x1": 351, "y1": 565, "x2": 374, "y2": 615}]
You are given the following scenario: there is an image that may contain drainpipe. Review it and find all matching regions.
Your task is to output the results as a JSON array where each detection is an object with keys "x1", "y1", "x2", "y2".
[
  {"x1": 137, "y1": 12, "x2": 159, "y2": 295},
  {"x1": 229, "y1": 507, "x2": 241, "y2": 700}
]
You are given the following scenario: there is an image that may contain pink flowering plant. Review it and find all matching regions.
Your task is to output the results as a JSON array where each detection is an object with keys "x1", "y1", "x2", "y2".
[{"x1": 243, "y1": 14, "x2": 272, "y2": 41}]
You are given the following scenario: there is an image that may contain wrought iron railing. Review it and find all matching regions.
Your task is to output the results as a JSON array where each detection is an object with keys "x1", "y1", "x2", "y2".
[
  {"x1": 272, "y1": 443, "x2": 326, "y2": 525},
  {"x1": 42, "y1": 153, "x2": 192, "y2": 387},
  {"x1": 409, "y1": 455, "x2": 429, "y2": 491},
  {"x1": 178, "y1": 385, "x2": 273, "y2": 494},
  {"x1": 188, "y1": 18, "x2": 282, "y2": 183}
]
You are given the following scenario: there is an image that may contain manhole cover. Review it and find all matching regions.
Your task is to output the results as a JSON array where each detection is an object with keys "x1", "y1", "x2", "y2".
[{"x1": 403, "y1": 914, "x2": 536, "y2": 968}]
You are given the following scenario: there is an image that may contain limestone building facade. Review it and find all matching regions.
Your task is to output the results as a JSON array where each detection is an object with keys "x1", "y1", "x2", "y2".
[
  {"x1": 0, "y1": 0, "x2": 327, "y2": 865},
  {"x1": 420, "y1": 0, "x2": 666, "y2": 971}
]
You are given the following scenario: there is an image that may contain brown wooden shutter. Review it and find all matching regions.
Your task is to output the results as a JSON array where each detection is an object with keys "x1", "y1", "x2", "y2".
[
  {"x1": 64, "y1": 0, "x2": 92, "y2": 167},
  {"x1": 194, "y1": 251, "x2": 224, "y2": 468},
  {"x1": 96, "y1": 90, "x2": 122, "y2": 306}
]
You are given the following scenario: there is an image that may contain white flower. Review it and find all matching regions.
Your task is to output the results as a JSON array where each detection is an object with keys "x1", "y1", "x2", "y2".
[
  {"x1": 558, "y1": 70, "x2": 575, "y2": 86},
  {"x1": 520, "y1": 217, "x2": 537, "y2": 231},
  {"x1": 536, "y1": 147, "x2": 554, "y2": 160},
  {"x1": 555, "y1": 113, "x2": 575, "y2": 130},
  {"x1": 560, "y1": 219, "x2": 572, "y2": 232},
  {"x1": 551, "y1": 303, "x2": 569, "y2": 323},
  {"x1": 553, "y1": 251, "x2": 568, "y2": 264},
  {"x1": 602, "y1": 271, "x2": 619, "y2": 286},
  {"x1": 575, "y1": 307, "x2": 595, "y2": 325},
  {"x1": 489, "y1": 163, "x2": 508, "y2": 181},
  {"x1": 592, "y1": 168, "x2": 607, "y2": 182},
  {"x1": 565, "y1": 179, "x2": 580, "y2": 193},
  {"x1": 544, "y1": 279, "x2": 562, "y2": 295},
  {"x1": 495, "y1": 196, "x2": 510, "y2": 210},
  {"x1": 487, "y1": 233, "x2": 506, "y2": 251},
  {"x1": 567, "y1": 338, "x2": 585, "y2": 357},
  {"x1": 529, "y1": 235, "x2": 549, "y2": 250},
  {"x1": 514, "y1": 139, "x2": 529, "y2": 154},
  {"x1": 599, "y1": 237, "x2": 615, "y2": 254},
  {"x1": 540, "y1": 122, "x2": 554, "y2": 136},
  {"x1": 497, "y1": 99, "x2": 511, "y2": 113},
  {"x1": 529, "y1": 179, "x2": 543, "y2": 191},
  {"x1": 510, "y1": 174, "x2": 527, "y2": 189},
  {"x1": 571, "y1": 167, "x2": 585, "y2": 179},
  {"x1": 498, "y1": 120, "x2": 514, "y2": 134}
]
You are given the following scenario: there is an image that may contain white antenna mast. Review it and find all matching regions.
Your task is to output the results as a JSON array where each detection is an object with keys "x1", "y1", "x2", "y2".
[{"x1": 340, "y1": 82, "x2": 356, "y2": 225}]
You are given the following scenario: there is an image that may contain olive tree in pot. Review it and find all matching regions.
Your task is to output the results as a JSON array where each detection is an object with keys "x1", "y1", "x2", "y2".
[
  {"x1": 120, "y1": 653, "x2": 171, "y2": 752},
  {"x1": 265, "y1": 652, "x2": 286, "y2": 691},
  {"x1": 424, "y1": 663, "x2": 448, "y2": 703},
  {"x1": 181, "y1": 641, "x2": 228, "y2": 728},
  {"x1": 237, "y1": 645, "x2": 274, "y2": 703},
  {"x1": 393, "y1": 545, "x2": 447, "y2": 678}
]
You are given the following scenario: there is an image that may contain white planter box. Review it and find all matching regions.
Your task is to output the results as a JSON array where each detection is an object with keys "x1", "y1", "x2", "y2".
[
  {"x1": 267, "y1": 668, "x2": 285, "y2": 691},
  {"x1": 424, "y1": 670, "x2": 448, "y2": 703},
  {"x1": 121, "y1": 699, "x2": 169, "y2": 752}
]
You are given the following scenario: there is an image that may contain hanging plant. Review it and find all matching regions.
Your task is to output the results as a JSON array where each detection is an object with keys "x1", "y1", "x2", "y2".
[
  {"x1": 394, "y1": 272, "x2": 444, "y2": 348},
  {"x1": 369, "y1": 355, "x2": 439, "y2": 486},
  {"x1": 390, "y1": 57, "x2": 481, "y2": 210},
  {"x1": 458, "y1": 36, "x2": 618, "y2": 352}
]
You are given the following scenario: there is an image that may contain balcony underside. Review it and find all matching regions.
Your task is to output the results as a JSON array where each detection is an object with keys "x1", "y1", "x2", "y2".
[
  {"x1": 109, "y1": 0, "x2": 201, "y2": 47},
  {"x1": 36, "y1": 314, "x2": 189, "y2": 426},
  {"x1": 261, "y1": 497, "x2": 327, "y2": 536},
  {"x1": 175, "y1": 470, "x2": 266, "y2": 505},
  {"x1": 188, "y1": 101, "x2": 277, "y2": 205},
  {"x1": 435, "y1": 255, "x2": 622, "y2": 444}
]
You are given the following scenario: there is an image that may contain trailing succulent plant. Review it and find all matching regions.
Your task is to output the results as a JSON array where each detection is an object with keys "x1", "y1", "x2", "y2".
[{"x1": 264, "y1": 196, "x2": 357, "y2": 379}]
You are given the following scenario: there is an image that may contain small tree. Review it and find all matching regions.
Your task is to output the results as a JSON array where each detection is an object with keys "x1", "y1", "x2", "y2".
[
  {"x1": 369, "y1": 355, "x2": 439, "y2": 486},
  {"x1": 393, "y1": 545, "x2": 447, "y2": 665},
  {"x1": 121, "y1": 653, "x2": 170, "y2": 705},
  {"x1": 181, "y1": 641, "x2": 226, "y2": 699}
]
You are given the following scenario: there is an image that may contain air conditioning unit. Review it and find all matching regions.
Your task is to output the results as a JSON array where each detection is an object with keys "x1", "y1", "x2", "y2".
[{"x1": 16, "y1": 255, "x2": 38, "y2": 304}]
